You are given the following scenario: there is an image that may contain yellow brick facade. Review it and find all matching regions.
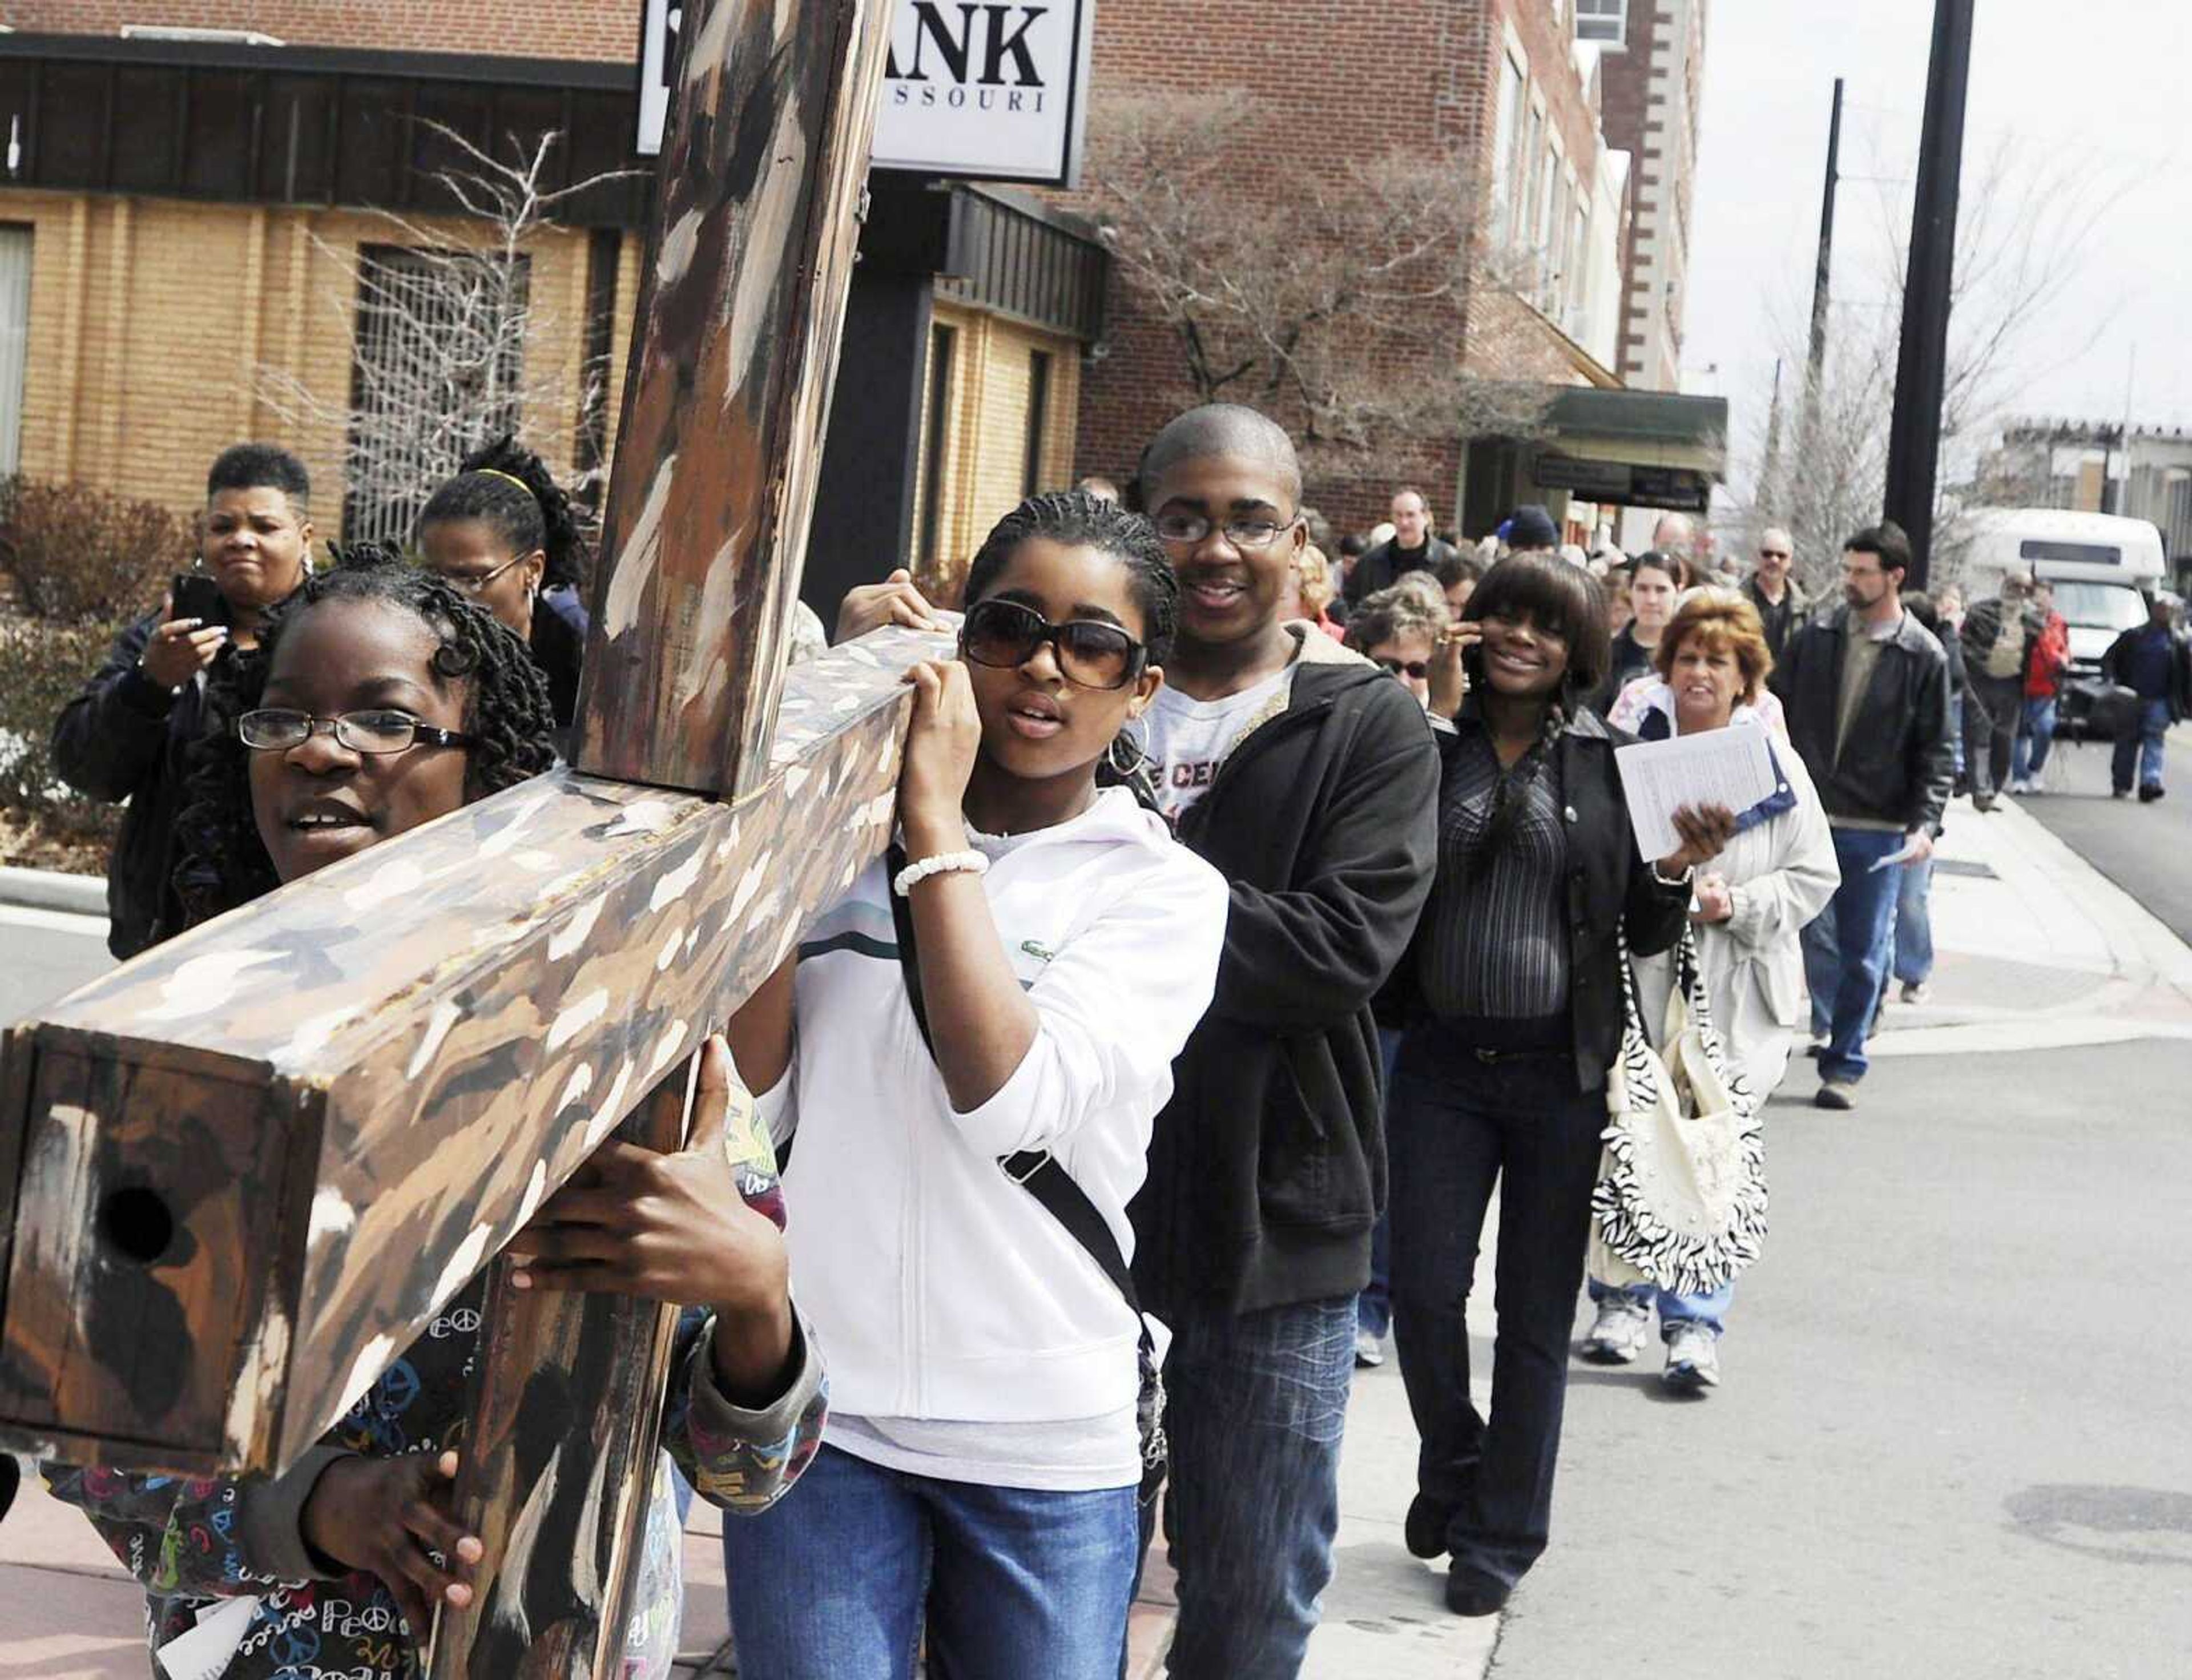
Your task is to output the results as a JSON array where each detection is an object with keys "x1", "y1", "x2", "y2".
[
  {"x1": 0, "y1": 190, "x2": 616, "y2": 534},
  {"x1": 911, "y1": 300, "x2": 1083, "y2": 602}
]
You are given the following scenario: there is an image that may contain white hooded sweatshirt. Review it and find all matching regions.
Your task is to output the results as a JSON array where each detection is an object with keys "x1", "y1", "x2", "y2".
[{"x1": 755, "y1": 787, "x2": 1228, "y2": 1489}]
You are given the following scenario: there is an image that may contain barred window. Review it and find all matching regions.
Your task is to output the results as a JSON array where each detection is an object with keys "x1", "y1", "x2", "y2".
[{"x1": 344, "y1": 244, "x2": 530, "y2": 548}]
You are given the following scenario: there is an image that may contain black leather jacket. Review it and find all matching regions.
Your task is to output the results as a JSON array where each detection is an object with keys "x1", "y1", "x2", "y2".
[
  {"x1": 50, "y1": 609, "x2": 228, "y2": 958},
  {"x1": 1771, "y1": 605, "x2": 1955, "y2": 833}
]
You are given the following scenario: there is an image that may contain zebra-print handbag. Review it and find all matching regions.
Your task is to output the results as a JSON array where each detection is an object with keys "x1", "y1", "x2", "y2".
[{"x1": 1589, "y1": 926, "x2": 1769, "y2": 1296}]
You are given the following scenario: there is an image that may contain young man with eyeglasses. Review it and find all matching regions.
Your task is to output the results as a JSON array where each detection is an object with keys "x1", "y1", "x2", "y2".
[
  {"x1": 1128, "y1": 405, "x2": 1440, "y2": 1677},
  {"x1": 1745, "y1": 525, "x2": 1809, "y2": 662}
]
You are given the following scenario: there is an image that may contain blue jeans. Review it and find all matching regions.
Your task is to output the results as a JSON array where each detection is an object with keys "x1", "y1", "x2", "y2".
[
  {"x1": 2112, "y1": 698, "x2": 2171, "y2": 793},
  {"x1": 2012, "y1": 695, "x2": 2057, "y2": 783},
  {"x1": 1948, "y1": 692, "x2": 1965, "y2": 779},
  {"x1": 1356, "y1": 1026, "x2": 1405, "y2": 1341},
  {"x1": 1800, "y1": 828, "x2": 1906, "y2": 1085},
  {"x1": 720, "y1": 1443, "x2": 1137, "y2": 1679},
  {"x1": 1387, "y1": 1028, "x2": 1605, "y2": 1590},
  {"x1": 1155, "y1": 1294, "x2": 1353, "y2": 1677},
  {"x1": 1891, "y1": 855, "x2": 1935, "y2": 988},
  {"x1": 1587, "y1": 1276, "x2": 1733, "y2": 1337}
]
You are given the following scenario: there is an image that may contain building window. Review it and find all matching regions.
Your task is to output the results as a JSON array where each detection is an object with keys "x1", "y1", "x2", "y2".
[
  {"x1": 0, "y1": 226, "x2": 29, "y2": 476},
  {"x1": 918, "y1": 323, "x2": 957, "y2": 571},
  {"x1": 344, "y1": 244, "x2": 529, "y2": 546},
  {"x1": 1493, "y1": 54, "x2": 1527, "y2": 244},
  {"x1": 1576, "y1": 0, "x2": 1627, "y2": 45},
  {"x1": 1021, "y1": 350, "x2": 1052, "y2": 499}
]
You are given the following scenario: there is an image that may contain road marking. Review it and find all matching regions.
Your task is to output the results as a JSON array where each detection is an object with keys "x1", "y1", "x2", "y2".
[{"x1": 0, "y1": 904, "x2": 106, "y2": 938}]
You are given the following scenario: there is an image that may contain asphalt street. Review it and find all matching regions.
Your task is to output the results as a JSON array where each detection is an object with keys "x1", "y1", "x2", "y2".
[
  {"x1": 1492, "y1": 1043, "x2": 2192, "y2": 1679},
  {"x1": 0, "y1": 903, "x2": 112, "y2": 1026},
  {"x1": 2018, "y1": 723, "x2": 2192, "y2": 946}
]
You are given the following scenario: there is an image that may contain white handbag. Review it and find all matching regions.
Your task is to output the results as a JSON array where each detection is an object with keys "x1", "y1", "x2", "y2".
[{"x1": 1590, "y1": 926, "x2": 1768, "y2": 1296}]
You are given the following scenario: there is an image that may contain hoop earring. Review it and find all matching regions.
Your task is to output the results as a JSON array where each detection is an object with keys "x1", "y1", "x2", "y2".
[{"x1": 1106, "y1": 719, "x2": 1151, "y2": 777}]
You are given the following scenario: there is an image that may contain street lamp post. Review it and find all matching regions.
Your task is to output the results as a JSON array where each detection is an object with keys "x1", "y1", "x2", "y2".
[{"x1": 1883, "y1": 0, "x2": 1977, "y2": 591}]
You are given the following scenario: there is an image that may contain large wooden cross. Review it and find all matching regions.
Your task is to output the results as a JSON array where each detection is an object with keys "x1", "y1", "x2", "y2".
[{"x1": 0, "y1": 0, "x2": 932, "y2": 1670}]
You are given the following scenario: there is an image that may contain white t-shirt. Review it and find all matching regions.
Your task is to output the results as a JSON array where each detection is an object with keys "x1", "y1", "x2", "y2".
[{"x1": 1143, "y1": 663, "x2": 1295, "y2": 820}]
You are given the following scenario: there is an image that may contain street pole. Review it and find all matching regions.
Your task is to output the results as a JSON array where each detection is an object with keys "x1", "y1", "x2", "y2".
[
  {"x1": 1883, "y1": 0, "x2": 1976, "y2": 591},
  {"x1": 1795, "y1": 78, "x2": 1843, "y2": 482},
  {"x1": 1806, "y1": 77, "x2": 1844, "y2": 394}
]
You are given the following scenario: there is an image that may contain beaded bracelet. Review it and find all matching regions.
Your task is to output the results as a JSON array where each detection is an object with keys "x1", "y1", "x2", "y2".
[{"x1": 892, "y1": 849, "x2": 990, "y2": 897}]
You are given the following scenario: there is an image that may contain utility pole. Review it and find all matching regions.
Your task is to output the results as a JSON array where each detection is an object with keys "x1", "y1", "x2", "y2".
[
  {"x1": 1795, "y1": 79, "x2": 1843, "y2": 478},
  {"x1": 1883, "y1": 0, "x2": 1976, "y2": 590},
  {"x1": 1806, "y1": 78, "x2": 1844, "y2": 395}
]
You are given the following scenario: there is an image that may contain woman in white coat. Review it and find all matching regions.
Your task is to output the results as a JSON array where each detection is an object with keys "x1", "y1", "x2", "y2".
[{"x1": 1579, "y1": 589, "x2": 1840, "y2": 1390}]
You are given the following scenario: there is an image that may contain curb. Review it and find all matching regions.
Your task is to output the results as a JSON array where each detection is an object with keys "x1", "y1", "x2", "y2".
[{"x1": 0, "y1": 864, "x2": 104, "y2": 919}]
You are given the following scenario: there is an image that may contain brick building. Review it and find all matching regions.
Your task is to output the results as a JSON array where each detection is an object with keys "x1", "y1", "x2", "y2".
[
  {"x1": 0, "y1": 1, "x2": 1722, "y2": 599},
  {"x1": 1055, "y1": 0, "x2": 1721, "y2": 539},
  {"x1": 1595, "y1": 0, "x2": 1707, "y2": 393},
  {"x1": 0, "y1": 2, "x2": 1108, "y2": 616}
]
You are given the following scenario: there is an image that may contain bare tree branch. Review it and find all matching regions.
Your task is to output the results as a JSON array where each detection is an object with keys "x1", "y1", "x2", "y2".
[
  {"x1": 1082, "y1": 94, "x2": 1549, "y2": 481},
  {"x1": 255, "y1": 122, "x2": 639, "y2": 547}
]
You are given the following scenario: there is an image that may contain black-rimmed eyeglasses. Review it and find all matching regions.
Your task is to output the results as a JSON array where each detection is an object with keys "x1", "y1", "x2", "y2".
[
  {"x1": 1151, "y1": 510, "x2": 1299, "y2": 550},
  {"x1": 960, "y1": 599, "x2": 1148, "y2": 691},
  {"x1": 237, "y1": 709, "x2": 477, "y2": 754}
]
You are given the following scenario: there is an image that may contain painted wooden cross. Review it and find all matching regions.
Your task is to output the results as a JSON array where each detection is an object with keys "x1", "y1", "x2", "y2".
[{"x1": 0, "y1": 0, "x2": 934, "y2": 1670}]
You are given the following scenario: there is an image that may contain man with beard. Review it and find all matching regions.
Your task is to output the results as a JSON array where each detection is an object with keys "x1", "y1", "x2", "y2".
[
  {"x1": 1771, "y1": 522, "x2": 1954, "y2": 1110},
  {"x1": 1130, "y1": 405, "x2": 1439, "y2": 1675}
]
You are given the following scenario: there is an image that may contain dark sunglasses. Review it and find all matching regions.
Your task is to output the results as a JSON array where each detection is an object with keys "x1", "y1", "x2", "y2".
[
  {"x1": 961, "y1": 598, "x2": 1147, "y2": 691},
  {"x1": 1759, "y1": 549, "x2": 1791, "y2": 560},
  {"x1": 1375, "y1": 657, "x2": 1430, "y2": 680}
]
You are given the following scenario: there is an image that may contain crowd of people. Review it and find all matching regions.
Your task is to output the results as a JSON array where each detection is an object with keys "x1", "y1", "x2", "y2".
[{"x1": 25, "y1": 406, "x2": 2190, "y2": 1679}]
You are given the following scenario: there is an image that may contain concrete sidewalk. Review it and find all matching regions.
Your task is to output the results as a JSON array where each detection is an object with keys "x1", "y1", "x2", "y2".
[{"x1": 5, "y1": 789, "x2": 2183, "y2": 1678}]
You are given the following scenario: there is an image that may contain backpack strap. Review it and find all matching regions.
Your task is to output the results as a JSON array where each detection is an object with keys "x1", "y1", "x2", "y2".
[{"x1": 885, "y1": 843, "x2": 1143, "y2": 1320}]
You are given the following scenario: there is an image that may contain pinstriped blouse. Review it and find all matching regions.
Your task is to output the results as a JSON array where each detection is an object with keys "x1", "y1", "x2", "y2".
[{"x1": 1417, "y1": 723, "x2": 1571, "y2": 1021}]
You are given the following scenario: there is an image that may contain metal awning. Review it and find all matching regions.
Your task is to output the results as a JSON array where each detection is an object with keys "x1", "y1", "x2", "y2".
[{"x1": 1530, "y1": 388, "x2": 1730, "y2": 513}]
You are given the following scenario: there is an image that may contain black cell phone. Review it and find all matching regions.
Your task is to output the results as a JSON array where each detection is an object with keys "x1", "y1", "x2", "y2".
[{"x1": 171, "y1": 571, "x2": 227, "y2": 626}]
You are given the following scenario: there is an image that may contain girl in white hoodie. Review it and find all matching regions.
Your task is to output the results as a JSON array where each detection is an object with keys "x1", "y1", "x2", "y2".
[{"x1": 723, "y1": 491, "x2": 1229, "y2": 1678}]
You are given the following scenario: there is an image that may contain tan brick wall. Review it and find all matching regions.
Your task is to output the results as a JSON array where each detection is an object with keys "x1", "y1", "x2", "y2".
[
  {"x1": 0, "y1": 190, "x2": 599, "y2": 534},
  {"x1": 911, "y1": 300, "x2": 1080, "y2": 603}
]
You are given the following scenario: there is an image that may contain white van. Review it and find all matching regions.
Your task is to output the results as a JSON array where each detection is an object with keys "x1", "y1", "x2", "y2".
[{"x1": 1956, "y1": 508, "x2": 2164, "y2": 694}]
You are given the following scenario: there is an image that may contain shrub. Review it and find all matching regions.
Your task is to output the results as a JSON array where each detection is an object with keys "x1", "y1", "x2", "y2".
[
  {"x1": 0, "y1": 618, "x2": 123, "y2": 840},
  {"x1": 0, "y1": 477, "x2": 191, "y2": 627}
]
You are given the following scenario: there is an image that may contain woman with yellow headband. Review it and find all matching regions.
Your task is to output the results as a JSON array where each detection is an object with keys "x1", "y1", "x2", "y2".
[{"x1": 417, "y1": 436, "x2": 593, "y2": 731}]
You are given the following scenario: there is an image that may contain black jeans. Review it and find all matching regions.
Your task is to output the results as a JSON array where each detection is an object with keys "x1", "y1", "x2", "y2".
[{"x1": 1387, "y1": 1025, "x2": 1605, "y2": 1589}]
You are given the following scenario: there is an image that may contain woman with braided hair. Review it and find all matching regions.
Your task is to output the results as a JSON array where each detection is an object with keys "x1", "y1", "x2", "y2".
[
  {"x1": 720, "y1": 489, "x2": 1227, "y2": 1678},
  {"x1": 416, "y1": 434, "x2": 595, "y2": 730},
  {"x1": 55, "y1": 544, "x2": 829, "y2": 1680},
  {"x1": 1383, "y1": 552, "x2": 1734, "y2": 1618}
]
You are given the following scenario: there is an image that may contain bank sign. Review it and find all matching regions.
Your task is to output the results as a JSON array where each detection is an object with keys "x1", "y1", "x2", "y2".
[{"x1": 637, "y1": 0, "x2": 1094, "y2": 188}]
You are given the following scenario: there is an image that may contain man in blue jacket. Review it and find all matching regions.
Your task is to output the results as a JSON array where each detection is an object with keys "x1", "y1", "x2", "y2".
[{"x1": 1129, "y1": 405, "x2": 1440, "y2": 1677}]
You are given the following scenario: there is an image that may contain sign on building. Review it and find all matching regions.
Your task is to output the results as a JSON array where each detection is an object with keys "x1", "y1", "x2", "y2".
[{"x1": 638, "y1": 0, "x2": 1093, "y2": 188}]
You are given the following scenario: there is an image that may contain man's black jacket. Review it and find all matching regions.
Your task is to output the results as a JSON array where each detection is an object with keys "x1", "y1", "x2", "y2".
[
  {"x1": 1344, "y1": 534, "x2": 1457, "y2": 606},
  {"x1": 1132, "y1": 643, "x2": 1440, "y2": 1316},
  {"x1": 50, "y1": 608, "x2": 228, "y2": 958},
  {"x1": 2101, "y1": 624, "x2": 2192, "y2": 722},
  {"x1": 1771, "y1": 605, "x2": 1955, "y2": 832}
]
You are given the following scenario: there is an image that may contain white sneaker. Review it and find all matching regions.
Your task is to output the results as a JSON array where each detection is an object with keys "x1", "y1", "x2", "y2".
[
  {"x1": 2009, "y1": 778, "x2": 2034, "y2": 795},
  {"x1": 1353, "y1": 1327, "x2": 1385, "y2": 1368},
  {"x1": 1663, "y1": 1323, "x2": 1722, "y2": 1391},
  {"x1": 1581, "y1": 1295, "x2": 1652, "y2": 1364}
]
